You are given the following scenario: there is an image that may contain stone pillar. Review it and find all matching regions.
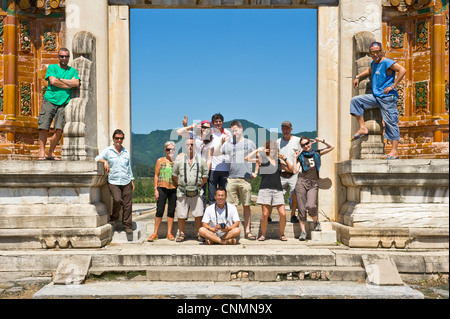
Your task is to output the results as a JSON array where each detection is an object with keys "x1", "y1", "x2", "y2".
[
  {"x1": 431, "y1": 13, "x2": 446, "y2": 142},
  {"x1": 339, "y1": 0, "x2": 383, "y2": 160},
  {"x1": 62, "y1": 31, "x2": 98, "y2": 160},
  {"x1": 353, "y1": 31, "x2": 385, "y2": 159},
  {"x1": 317, "y1": 6, "x2": 340, "y2": 221},
  {"x1": 65, "y1": 0, "x2": 110, "y2": 152},
  {"x1": 108, "y1": 5, "x2": 132, "y2": 153}
]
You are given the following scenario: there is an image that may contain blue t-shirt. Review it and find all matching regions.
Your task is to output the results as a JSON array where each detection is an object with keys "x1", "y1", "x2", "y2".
[{"x1": 371, "y1": 58, "x2": 397, "y2": 98}]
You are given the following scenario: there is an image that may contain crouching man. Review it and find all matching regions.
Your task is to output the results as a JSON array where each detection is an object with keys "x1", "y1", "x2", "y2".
[{"x1": 198, "y1": 187, "x2": 241, "y2": 245}]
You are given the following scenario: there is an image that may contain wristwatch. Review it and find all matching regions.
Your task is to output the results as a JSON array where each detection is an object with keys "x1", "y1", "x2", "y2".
[{"x1": 355, "y1": 75, "x2": 360, "y2": 79}]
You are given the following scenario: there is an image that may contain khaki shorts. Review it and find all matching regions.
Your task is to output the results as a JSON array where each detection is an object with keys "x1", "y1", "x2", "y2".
[
  {"x1": 256, "y1": 188, "x2": 285, "y2": 206},
  {"x1": 226, "y1": 177, "x2": 252, "y2": 206},
  {"x1": 176, "y1": 195, "x2": 204, "y2": 219},
  {"x1": 38, "y1": 99, "x2": 66, "y2": 131},
  {"x1": 280, "y1": 174, "x2": 298, "y2": 196}
]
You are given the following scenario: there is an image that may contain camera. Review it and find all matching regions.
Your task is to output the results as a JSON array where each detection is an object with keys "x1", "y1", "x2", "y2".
[{"x1": 220, "y1": 223, "x2": 226, "y2": 229}]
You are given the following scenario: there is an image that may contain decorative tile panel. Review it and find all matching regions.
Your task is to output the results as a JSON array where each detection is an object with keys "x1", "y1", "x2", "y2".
[
  {"x1": 416, "y1": 20, "x2": 428, "y2": 51},
  {"x1": 20, "y1": 20, "x2": 32, "y2": 53},
  {"x1": 415, "y1": 81, "x2": 428, "y2": 114},
  {"x1": 391, "y1": 25, "x2": 404, "y2": 48},
  {"x1": 20, "y1": 82, "x2": 32, "y2": 116}
]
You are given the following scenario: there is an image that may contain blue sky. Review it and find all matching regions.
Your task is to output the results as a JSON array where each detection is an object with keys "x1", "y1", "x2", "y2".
[{"x1": 130, "y1": 9, "x2": 317, "y2": 134}]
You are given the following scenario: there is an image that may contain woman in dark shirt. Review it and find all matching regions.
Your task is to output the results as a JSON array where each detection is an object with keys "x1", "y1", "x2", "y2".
[{"x1": 246, "y1": 140, "x2": 293, "y2": 241}]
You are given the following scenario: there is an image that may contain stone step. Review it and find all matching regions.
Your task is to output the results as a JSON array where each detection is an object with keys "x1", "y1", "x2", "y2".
[
  {"x1": 90, "y1": 246, "x2": 337, "y2": 268},
  {"x1": 89, "y1": 265, "x2": 367, "y2": 282},
  {"x1": 145, "y1": 220, "x2": 337, "y2": 243},
  {"x1": 32, "y1": 280, "x2": 425, "y2": 299}
]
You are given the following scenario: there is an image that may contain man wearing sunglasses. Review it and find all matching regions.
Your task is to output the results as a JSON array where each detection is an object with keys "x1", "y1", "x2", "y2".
[
  {"x1": 350, "y1": 41, "x2": 407, "y2": 159},
  {"x1": 38, "y1": 48, "x2": 80, "y2": 160}
]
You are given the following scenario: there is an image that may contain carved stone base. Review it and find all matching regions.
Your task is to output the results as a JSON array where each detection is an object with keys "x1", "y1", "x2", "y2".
[
  {"x1": 336, "y1": 159, "x2": 449, "y2": 249},
  {"x1": 0, "y1": 161, "x2": 112, "y2": 249},
  {"x1": 333, "y1": 223, "x2": 449, "y2": 249}
]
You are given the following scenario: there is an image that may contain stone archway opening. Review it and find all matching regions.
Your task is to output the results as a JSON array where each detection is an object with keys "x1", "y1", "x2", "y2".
[{"x1": 128, "y1": 8, "x2": 318, "y2": 136}]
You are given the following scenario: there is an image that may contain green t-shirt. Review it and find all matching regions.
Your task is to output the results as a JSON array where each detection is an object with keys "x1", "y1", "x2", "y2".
[{"x1": 44, "y1": 64, "x2": 80, "y2": 106}]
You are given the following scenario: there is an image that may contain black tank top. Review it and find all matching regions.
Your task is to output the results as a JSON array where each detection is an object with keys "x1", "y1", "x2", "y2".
[{"x1": 259, "y1": 156, "x2": 282, "y2": 191}]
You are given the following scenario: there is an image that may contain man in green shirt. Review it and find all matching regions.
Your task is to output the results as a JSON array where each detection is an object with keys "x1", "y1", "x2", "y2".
[{"x1": 38, "y1": 47, "x2": 80, "y2": 160}]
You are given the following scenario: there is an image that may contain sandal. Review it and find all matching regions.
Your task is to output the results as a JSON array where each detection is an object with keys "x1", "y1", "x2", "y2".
[
  {"x1": 167, "y1": 233, "x2": 175, "y2": 241},
  {"x1": 245, "y1": 233, "x2": 257, "y2": 240},
  {"x1": 280, "y1": 235, "x2": 287, "y2": 241},
  {"x1": 147, "y1": 234, "x2": 158, "y2": 242},
  {"x1": 176, "y1": 233, "x2": 186, "y2": 242},
  {"x1": 225, "y1": 238, "x2": 237, "y2": 245},
  {"x1": 38, "y1": 157, "x2": 47, "y2": 161},
  {"x1": 258, "y1": 235, "x2": 266, "y2": 241}
]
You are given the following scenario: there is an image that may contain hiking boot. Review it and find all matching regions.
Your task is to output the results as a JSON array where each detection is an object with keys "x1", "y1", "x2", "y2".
[
  {"x1": 299, "y1": 231, "x2": 307, "y2": 241},
  {"x1": 314, "y1": 222, "x2": 322, "y2": 232}
]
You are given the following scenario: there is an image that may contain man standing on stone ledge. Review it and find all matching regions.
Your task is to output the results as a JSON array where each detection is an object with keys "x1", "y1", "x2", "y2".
[
  {"x1": 38, "y1": 48, "x2": 80, "y2": 161},
  {"x1": 96, "y1": 129, "x2": 135, "y2": 234},
  {"x1": 350, "y1": 41, "x2": 407, "y2": 160}
]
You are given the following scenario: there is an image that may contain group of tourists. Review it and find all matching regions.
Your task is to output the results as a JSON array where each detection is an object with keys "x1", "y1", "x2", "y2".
[
  {"x1": 146, "y1": 115, "x2": 335, "y2": 244},
  {"x1": 39, "y1": 41, "x2": 406, "y2": 242}
]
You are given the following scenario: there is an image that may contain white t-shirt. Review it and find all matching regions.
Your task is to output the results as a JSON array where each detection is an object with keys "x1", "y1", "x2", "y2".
[
  {"x1": 210, "y1": 128, "x2": 232, "y2": 171},
  {"x1": 277, "y1": 135, "x2": 300, "y2": 171},
  {"x1": 194, "y1": 135, "x2": 215, "y2": 163},
  {"x1": 202, "y1": 202, "x2": 240, "y2": 237}
]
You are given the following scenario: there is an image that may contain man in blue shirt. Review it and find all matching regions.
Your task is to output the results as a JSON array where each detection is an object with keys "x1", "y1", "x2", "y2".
[
  {"x1": 95, "y1": 129, "x2": 135, "y2": 234},
  {"x1": 350, "y1": 41, "x2": 407, "y2": 159}
]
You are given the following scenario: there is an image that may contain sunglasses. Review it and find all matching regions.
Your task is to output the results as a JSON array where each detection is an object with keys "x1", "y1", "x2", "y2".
[
  {"x1": 201, "y1": 126, "x2": 211, "y2": 129},
  {"x1": 165, "y1": 148, "x2": 174, "y2": 151},
  {"x1": 59, "y1": 55, "x2": 70, "y2": 58},
  {"x1": 301, "y1": 141, "x2": 310, "y2": 147},
  {"x1": 369, "y1": 50, "x2": 382, "y2": 55},
  {"x1": 114, "y1": 137, "x2": 124, "y2": 140}
]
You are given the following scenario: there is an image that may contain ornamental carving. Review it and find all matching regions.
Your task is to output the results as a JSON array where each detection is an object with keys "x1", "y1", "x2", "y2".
[
  {"x1": 446, "y1": 14, "x2": 449, "y2": 51},
  {"x1": 19, "y1": 0, "x2": 62, "y2": 15},
  {"x1": 416, "y1": 20, "x2": 428, "y2": 51},
  {"x1": 390, "y1": 25, "x2": 404, "y2": 49},
  {"x1": 0, "y1": 83, "x2": 3, "y2": 113},
  {"x1": 389, "y1": 0, "x2": 431, "y2": 12},
  {"x1": 396, "y1": 83, "x2": 405, "y2": 116},
  {"x1": 20, "y1": 82, "x2": 32, "y2": 116},
  {"x1": 415, "y1": 81, "x2": 428, "y2": 114},
  {"x1": 445, "y1": 80, "x2": 449, "y2": 114},
  {"x1": 43, "y1": 27, "x2": 56, "y2": 51},
  {"x1": 0, "y1": 16, "x2": 4, "y2": 53},
  {"x1": 20, "y1": 20, "x2": 31, "y2": 53}
]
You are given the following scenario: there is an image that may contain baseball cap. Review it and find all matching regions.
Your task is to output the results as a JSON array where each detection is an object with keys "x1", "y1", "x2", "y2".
[{"x1": 281, "y1": 121, "x2": 292, "y2": 128}]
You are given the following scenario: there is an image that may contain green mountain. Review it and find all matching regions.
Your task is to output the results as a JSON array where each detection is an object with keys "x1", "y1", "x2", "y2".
[{"x1": 131, "y1": 119, "x2": 316, "y2": 177}]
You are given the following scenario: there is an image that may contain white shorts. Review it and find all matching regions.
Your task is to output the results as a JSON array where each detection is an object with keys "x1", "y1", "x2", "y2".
[
  {"x1": 176, "y1": 195, "x2": 204, "y2": 219},
  {"x1": 256, "y1": 188, "x2": 285, "y2": 206}
]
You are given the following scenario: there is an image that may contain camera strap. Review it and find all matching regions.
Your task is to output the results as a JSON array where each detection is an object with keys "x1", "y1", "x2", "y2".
[{"x1": 214, "y1": 203, "x2": 228, "y2": 224}]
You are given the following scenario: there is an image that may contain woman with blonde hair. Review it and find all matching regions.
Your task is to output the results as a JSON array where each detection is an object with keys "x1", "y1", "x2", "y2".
[{"x1": 147, "y1": 141, "x2": 177, "y2": 241}]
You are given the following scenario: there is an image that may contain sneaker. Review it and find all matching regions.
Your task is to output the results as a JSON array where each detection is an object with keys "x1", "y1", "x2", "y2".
[
  {"x1": 314, "y1": 222, "x2": 322, "y2": 232},
  {"x1": 299, "y1": 231, "x2": 307, "y2": 241},
  {"x1": 290, "y1": 215, "x2": 299, "y2": 223}
]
